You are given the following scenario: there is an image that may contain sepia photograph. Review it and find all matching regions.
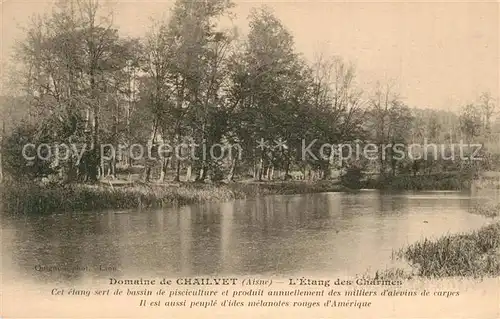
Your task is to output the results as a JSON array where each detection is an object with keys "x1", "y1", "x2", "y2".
[{"x1": 0, "y1": 0, "x2": 499, "y2": 318}]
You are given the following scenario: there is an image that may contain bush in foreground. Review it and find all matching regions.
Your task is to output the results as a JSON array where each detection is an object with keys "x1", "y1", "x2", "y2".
[{"x1": 392, "y1": 222, "x2": 500, "y2": 278}]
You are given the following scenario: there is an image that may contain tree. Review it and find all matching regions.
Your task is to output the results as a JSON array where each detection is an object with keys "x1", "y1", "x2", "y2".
[
  {"x1": 366, "y1": 82, "x2": 413, "y2": 177},
  {"x1": 308, "y1": 53, "x2": 364, "y2": 179},
  {"x1": 141, "y1": 20, "x2": 175, "y2": 182},
  {"x1": 459, "y1": 104, "x2": 482, "y2": 145},
  {"x1": 14, "y1": 0, "x2": 139, "y2": 183},
  {"x1": 141, "y1": 0, "x2": 236, "y2": 182},
  {"x1": 232, "y1": 7, "x2": 308, "y2": 180},
  {"x1": 479, "y1": 91, "x2": 496, "y2": 138}
]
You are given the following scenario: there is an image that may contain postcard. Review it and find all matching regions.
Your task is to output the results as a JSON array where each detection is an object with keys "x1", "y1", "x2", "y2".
[{"x1": 1, "y1": 0, "x2": 499, "y2": 318}]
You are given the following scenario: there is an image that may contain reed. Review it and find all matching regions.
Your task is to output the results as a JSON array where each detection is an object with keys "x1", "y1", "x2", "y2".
[
  {"x1": 392, "y1": 222, "x2": 500, "y2": 278},
  {"x1": 468, "y1": 202, "x2": 500, "y2": 218},
  {"x1": 0, "y1": 180, "x2": 344, "y2": 214}
]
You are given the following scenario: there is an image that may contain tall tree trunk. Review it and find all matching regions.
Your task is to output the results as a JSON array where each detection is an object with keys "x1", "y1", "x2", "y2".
[
  {"x1": 145, "y1": 121, "x2": 158, "y2": 183},
  {"x1": 94, "y1": 111, "x2": 101, "y2": 181},
  {"x1": 127, "y1": 69, "x2": 133, "y2": 168},
  {"x1": 284, "y1": 160, "x2": 291, "y2": 180},
  {"x1": 197, "y1": 165, "x2": 208, "y2": 182},
  {"x1": 87, "y1": 70, "x2": 100, "y2": 183},
  {"x1": 85, "y1": 108, "x2": 91, "y2": 132},
  {"x1": 67, "y1": 157, "x2": 77, "y2": 183},
  {"x1": 228, "y1": 156, "x2": 237, "y2": 182},
  {"x1": 196, "y1": 167, "x2": 204, "y2": 182},
  {"x1": 322, "y1": 148, "x2": 332, "y2": 180},
  {"x1": 197, "y1": 123, "x2": 207, "y2": 182},
  {"x1": 144, "y1": 166, "x2": 152, "y2": 182},
  {"x1": 110, "y1": 156, "x2": 116, "y2": 178},
  {"x1": 379, "y1": 151, "x2": 386, "y2": 179},
  {"x1": 185, "y1": 164, "x2": 192, "y2": 182},
  {"x1": 109, "y1": 97, "x2": 119, "y2": 179},
  {"x1": 391, "y1": 158, "x2": 397, "y2": 177},
  {"x1": 267, "y1": 165, "x2": 274, "y2": 180},
  {"x1": 173, "y1": 128, "x2": 182, "y2": 182},
  {"x1": 256, "y1": 157, "x2": 264, "y2": 181},
  {"x1": 174, "y1": 158, "x2": 181, "y2": 182},
  {"x1": 159, "y1": 157, "x2": 170, "y2": 182},
  {"x1": 322, "y1": 164, "x2": 331, "y2": 180}
]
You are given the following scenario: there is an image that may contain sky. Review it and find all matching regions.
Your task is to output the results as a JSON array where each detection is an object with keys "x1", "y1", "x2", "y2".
[{"x1": 1, "y1": 0, "x2": 498, "y2": 111}]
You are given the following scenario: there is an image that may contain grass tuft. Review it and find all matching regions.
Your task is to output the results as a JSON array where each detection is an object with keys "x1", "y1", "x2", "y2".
[{"x1": 391, "y1": 222, "x2": 500, "y2": 278}]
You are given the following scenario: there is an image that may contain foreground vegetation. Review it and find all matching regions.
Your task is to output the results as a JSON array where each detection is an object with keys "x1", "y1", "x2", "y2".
[
  {"x1": 401, "y1": 223, "x2": 500, "y2": 278},
  {"x1": 376, "y1": 203, "x2": 500, "y2": 280}
]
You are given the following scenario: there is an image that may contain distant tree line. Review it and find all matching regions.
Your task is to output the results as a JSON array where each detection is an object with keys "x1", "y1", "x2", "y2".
[{"x1": 0, "y1": 0, "x2": 498, "y2": 185}]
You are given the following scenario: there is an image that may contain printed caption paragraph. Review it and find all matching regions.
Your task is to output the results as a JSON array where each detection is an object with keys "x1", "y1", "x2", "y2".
[{"x1": 49, "y1": 277, "x2": 462, "y2": 310}]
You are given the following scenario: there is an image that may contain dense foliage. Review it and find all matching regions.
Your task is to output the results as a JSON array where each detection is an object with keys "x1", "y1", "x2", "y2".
[{"x1": 0, "y1": 0, "x2": 498, "y2": 186}]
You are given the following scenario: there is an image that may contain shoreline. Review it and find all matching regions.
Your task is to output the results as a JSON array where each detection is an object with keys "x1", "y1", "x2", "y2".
[
  {"x1": 2, "y1": 178, "x2": 498, "y2": 281},
  {"x1": 0, "y1": 180, "x2": 352, "y2": 215},
  {"x1": 2, "y1": 175, "x2": 492, "y2": 215},
  {"x1": 2, "y1": 171, "x2": 496, "y2": 215}
]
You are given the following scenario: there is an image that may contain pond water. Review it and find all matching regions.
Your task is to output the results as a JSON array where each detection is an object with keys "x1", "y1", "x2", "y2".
[
  {"x1": 1, "y1": 190, "x2": 495, "y2": 284},
  {"x1": 2, "y1": 190, "x2": 499, "y2": 318}
]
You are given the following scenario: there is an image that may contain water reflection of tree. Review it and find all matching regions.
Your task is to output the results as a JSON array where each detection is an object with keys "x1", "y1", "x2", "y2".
[
  {"x1": 189, "y1": 203, "x2": 222, "y2": 275},
  {"x1": 4, "y1": 212, "x2": 121, "y2": 284},
  {"x1": 224, "y1": 197, "x2": 299, "y2": 274},
  {"x1": 112, "y1": 208, "x2": 185, "y2": 276},
  {"x1": 376, "y1": 193, "x2": 409, "y2": 215}
]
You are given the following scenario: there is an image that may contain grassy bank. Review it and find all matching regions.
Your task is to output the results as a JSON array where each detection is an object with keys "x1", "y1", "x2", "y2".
[
  {"x1": 472, "y1": 176, "x2": 500, "y2": 190},
  {"x1": 398, "y1": 222, "x2": 500, "y2": 278},
  {"x1": 376, "y1": 224, "x2": 500, "y2": 280},
  {"x1": 468, "y1": 201, "x2": 500, "y2": 218},
  {"x1": 0, "y1": 180, "x2": 346, "y2": 214},
  {"x1": 1, "y1": 172, "x2": 493, "y2": 214},
  {"x1": 377, "y1": 203, "x2": 500, "y2": 279}
]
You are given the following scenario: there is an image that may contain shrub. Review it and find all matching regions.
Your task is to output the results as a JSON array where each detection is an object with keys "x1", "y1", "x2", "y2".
[{"x1": 341, "y1": 166, "x2": 363, "y2": 189}]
